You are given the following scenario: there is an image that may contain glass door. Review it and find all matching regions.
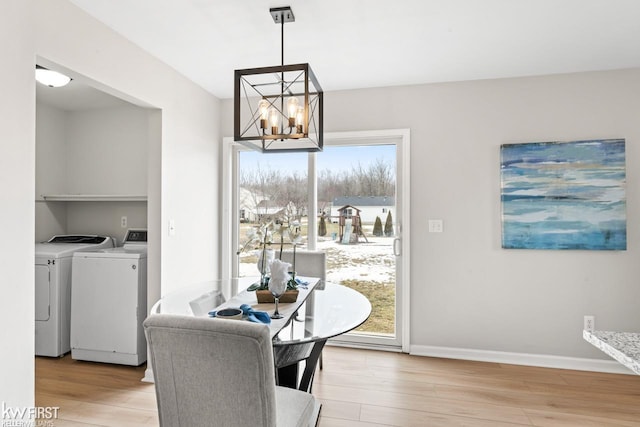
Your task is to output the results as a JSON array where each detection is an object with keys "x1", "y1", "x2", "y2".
[
  {"x1": 226, "y1": 130, "x2": 410, "y2": 351},
  {"x1": 235, "y1": 151, "x2": 309, "y2": 278},
  {"x1": 316, "y1": 139, "x2": 403, "y2": 349}
]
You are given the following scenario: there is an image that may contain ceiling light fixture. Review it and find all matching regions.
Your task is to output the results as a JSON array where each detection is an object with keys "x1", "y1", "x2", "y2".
[
  {"x1": 234, "y1": 6, "x2": 323, "y2": 153},
  {"x1": 35, "y1": 65, "x2": 71, "y2": 88}
]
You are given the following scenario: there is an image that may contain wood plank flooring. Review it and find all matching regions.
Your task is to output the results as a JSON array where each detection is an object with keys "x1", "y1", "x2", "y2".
[{"x1": 36, "y1": 346, "x2": 640, "y2": 426}]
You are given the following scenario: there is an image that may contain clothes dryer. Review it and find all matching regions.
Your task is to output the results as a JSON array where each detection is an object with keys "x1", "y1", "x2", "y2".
[
  {"x1": 35, "y1": 235, "x2": 115, "y2": 357},
  {"x1": 71, "y1": 229, "x2": 147, "y2": 366}
]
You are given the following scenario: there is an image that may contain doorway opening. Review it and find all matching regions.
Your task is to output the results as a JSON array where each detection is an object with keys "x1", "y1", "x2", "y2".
[{"x1": 34, "y1": 58, "x2": 162, "y2": 381}]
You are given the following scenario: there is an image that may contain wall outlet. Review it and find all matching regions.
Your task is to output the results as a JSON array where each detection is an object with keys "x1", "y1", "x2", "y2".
[
  {"x1": 121, "y1": 216, "x2": 127, "y2": 228},
  {"x1": 584, "y1": 315, "x2": 595, "y2": 332},
  {"x1": 428, "y1": 219, "x2": 444, "y2": 233}
]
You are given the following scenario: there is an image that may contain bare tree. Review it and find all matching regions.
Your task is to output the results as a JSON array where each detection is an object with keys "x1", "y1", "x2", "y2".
[
  {"x1": 277, "y1": 171, "x2": 307, "y2": 218},
  {"x1": 367, "y1": 158, "x2": 395, "y2": 196},
  {"x1": 318, "y1": 169, "x2": 347, "y2": 218},
  {"x1": 318, "y1": 157, "x2": 395, "y2": 200},
  {"x1": 240, "y1": 157, "x2": 395, "y2": 223},
  {"x1": 240, "y1": 165, "x2": 284, "y2": 220}
]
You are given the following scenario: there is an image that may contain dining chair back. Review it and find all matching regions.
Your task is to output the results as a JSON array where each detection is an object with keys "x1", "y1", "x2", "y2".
[
  {"x1": 188, "y1": 289, "x2": 225, "y2": 316},
  {"x1": 144, "y1": 314, "x2": 319, "y2": 427},
  {"x1": 277, "y1": 249, "x2": 327, "y2": 372},
  {"x1": 279, "y1": 250, "x2": 326, "y2": 287}
]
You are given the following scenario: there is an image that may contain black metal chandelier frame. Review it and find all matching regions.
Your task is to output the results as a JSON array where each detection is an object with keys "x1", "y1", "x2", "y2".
[{"x1": 233, "y1": 6, "x2": 323, "y2": 153}]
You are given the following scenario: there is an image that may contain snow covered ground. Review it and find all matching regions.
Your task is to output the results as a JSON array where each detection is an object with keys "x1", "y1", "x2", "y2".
[
  {"x1": 318, "y1": 236, "x2": 395, "y2": 283},
  {"x1": 239, "y1": 236, "x2": 395, "y2": 284}
]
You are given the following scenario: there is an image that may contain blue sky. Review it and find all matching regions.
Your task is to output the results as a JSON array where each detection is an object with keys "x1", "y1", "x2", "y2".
[{"x1": 240, "y1": 144, "x2": 396, "y2": 174}]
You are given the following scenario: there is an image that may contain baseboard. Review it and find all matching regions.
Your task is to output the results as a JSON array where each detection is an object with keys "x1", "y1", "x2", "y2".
[
  {"x1": 141, "y1": 367, "x2": 155, "y2": 383},
  {"x1": 411, "y1": 344, "x2": 635, "y2": 375},
  {"x1": 326, "y1": 340, "x2": 403, "y2": 353}
]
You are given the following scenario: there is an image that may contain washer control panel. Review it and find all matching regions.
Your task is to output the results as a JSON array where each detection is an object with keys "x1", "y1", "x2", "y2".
[{"x1": 124, "y1": 229, "x2": 147, "y2": 244}]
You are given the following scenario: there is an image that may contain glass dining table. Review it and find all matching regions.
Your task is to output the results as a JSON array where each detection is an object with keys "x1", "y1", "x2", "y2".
[{"x1": 149, "y1": 276, "x2": 372, "y2": 392}]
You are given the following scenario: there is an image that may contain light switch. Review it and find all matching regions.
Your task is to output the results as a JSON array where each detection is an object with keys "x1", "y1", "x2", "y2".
[{"x1": 428, "y1": 219, "x2": 443, "y2": 233}]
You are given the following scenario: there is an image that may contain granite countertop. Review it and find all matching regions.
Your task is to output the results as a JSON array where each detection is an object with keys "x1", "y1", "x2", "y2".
[{"x1": 583, "y1": 330, "x2": 640, "y2": 375}]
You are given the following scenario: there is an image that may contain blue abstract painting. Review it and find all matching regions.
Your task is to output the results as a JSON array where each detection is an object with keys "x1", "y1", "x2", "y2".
[{"x1": 501, "y1": 139, "x2": 626, "y2": 250}]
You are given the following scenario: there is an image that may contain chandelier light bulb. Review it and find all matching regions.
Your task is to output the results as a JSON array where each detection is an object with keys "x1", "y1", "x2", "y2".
[
  {"x1": 258, "y1": 99, "x2": 269, "y2": 129},
  {"x1": 269, "y1": 107, "x2": 279, "y2": 135},
  {"x1": 287, "y1": 97, "x2": 299, "y2": 127},
  {"x1": 295, "y1": 106, "x2": 304, "y2": 133}
]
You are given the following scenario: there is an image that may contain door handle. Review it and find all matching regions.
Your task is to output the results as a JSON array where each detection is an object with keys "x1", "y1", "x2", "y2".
[{"x1": 393, "y1": 238, "x2": 401, "y2": 256}]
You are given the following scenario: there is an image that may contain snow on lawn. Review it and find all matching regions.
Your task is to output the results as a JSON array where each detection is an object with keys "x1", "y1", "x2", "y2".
[
  {"x1": 318, "y1": 237, "x2": 395, "y2": 284},
  {"x1": 240, "y1": 236, "x2": 395, "y2": 284}
]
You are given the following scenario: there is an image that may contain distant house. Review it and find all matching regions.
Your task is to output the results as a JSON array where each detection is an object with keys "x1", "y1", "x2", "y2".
[
  {"x1": 239, "y1": 187, "x2": 303, "y2": 223},
  {"x1": 239, "y1": 187, "x2": 264, "y2": 222},
  {"x1": 255, "y1": 200, "x2": 288, "y2": 220},
  {"x1": 318, "y1": 199, "x2": 332, "y2": 218},
  {"x1": 238, "y1": 188, "x2": 285, "y2": 222},
  {"x1": 331, "y1": 196, "x2": 395, "y2": 224}
]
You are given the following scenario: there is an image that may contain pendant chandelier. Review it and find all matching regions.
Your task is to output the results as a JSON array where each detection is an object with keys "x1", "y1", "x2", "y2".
[{"x1": 234, "y1": 6, "x2": 323, "y2": 153}]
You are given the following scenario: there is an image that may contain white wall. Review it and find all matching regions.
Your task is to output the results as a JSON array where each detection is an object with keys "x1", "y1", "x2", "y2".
[
  {"x1": 35, "y1": 103, "x2": 66, "y2": 196},
  {"x1": 0, "y1": 0, "x2": 35, "y2": 411},
  {"x1": 65, "y1": 106, "x2": 148, "y2": 195},
  {"x1": 65, "y1": 202, "x2": 147, "y2": 244},
  {"x1": 0, "y1": 0, "x2": 221, "y2": 405},
  {"x1": 222, "y1": 68, "x2": 640, "y2": 362},
  {"x1": 35, "y1": 103, "x2": 150, "y2": 242},
  {"x1": 35, "y1": 102, "x2": 67, "y2": 240}
]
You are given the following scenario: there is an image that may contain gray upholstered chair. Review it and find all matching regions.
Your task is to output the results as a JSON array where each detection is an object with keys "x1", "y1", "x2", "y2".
[
  {"x1": 279, "y1": 250, "x2": 326, "y2": 287},
  {"x1": 144, "y1": 314, "x2": 320, "y2": 427},
  {"x1": 277, "y1": 249, "x2": 327, "y2": 372}
]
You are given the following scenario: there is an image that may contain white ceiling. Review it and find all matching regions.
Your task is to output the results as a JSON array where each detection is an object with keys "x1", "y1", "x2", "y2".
[
  {"x1": 36, "y1": 81, "x2": 133, "y2": 111},
  {"x1": 67, "y1": 0, "x2": 640, "y2": 100}
]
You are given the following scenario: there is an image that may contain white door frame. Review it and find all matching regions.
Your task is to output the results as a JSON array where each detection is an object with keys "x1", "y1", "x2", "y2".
[{"x1": 222, "y1": 129, "x2": 411, "y2": 353}]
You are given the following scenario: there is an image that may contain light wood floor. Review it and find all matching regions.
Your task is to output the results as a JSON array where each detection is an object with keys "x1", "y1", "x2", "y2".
[{"x1": 36, "y1": 346, "x2": 640, "y2": 426}]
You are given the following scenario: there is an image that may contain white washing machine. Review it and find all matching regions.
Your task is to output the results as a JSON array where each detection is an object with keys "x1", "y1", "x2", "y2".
[
  {"x1": 35, "y1": 235, "x2": 115, "y2": 357},
  {"x1": 71, "y1": 229, "x2": 148, "y2": 366}
]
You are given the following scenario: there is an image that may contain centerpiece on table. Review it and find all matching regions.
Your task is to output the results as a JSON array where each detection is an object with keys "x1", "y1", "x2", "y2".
[{"x1": 237, "y1": 214, "x2": 302, "y2": 303}]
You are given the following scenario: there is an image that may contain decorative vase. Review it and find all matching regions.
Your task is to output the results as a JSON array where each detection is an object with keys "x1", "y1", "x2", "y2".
[
  {"x1": 256, "y1": 289, "x2": 299, "y2": 303},
  {"x1": 256, "y1": 248, "x2": 275, "y2": 285}
]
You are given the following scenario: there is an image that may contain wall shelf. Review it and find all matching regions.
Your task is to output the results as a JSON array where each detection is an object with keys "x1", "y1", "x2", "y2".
[{"x1": 40, "y1": 194, "x2": 147, "y2": 202}]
